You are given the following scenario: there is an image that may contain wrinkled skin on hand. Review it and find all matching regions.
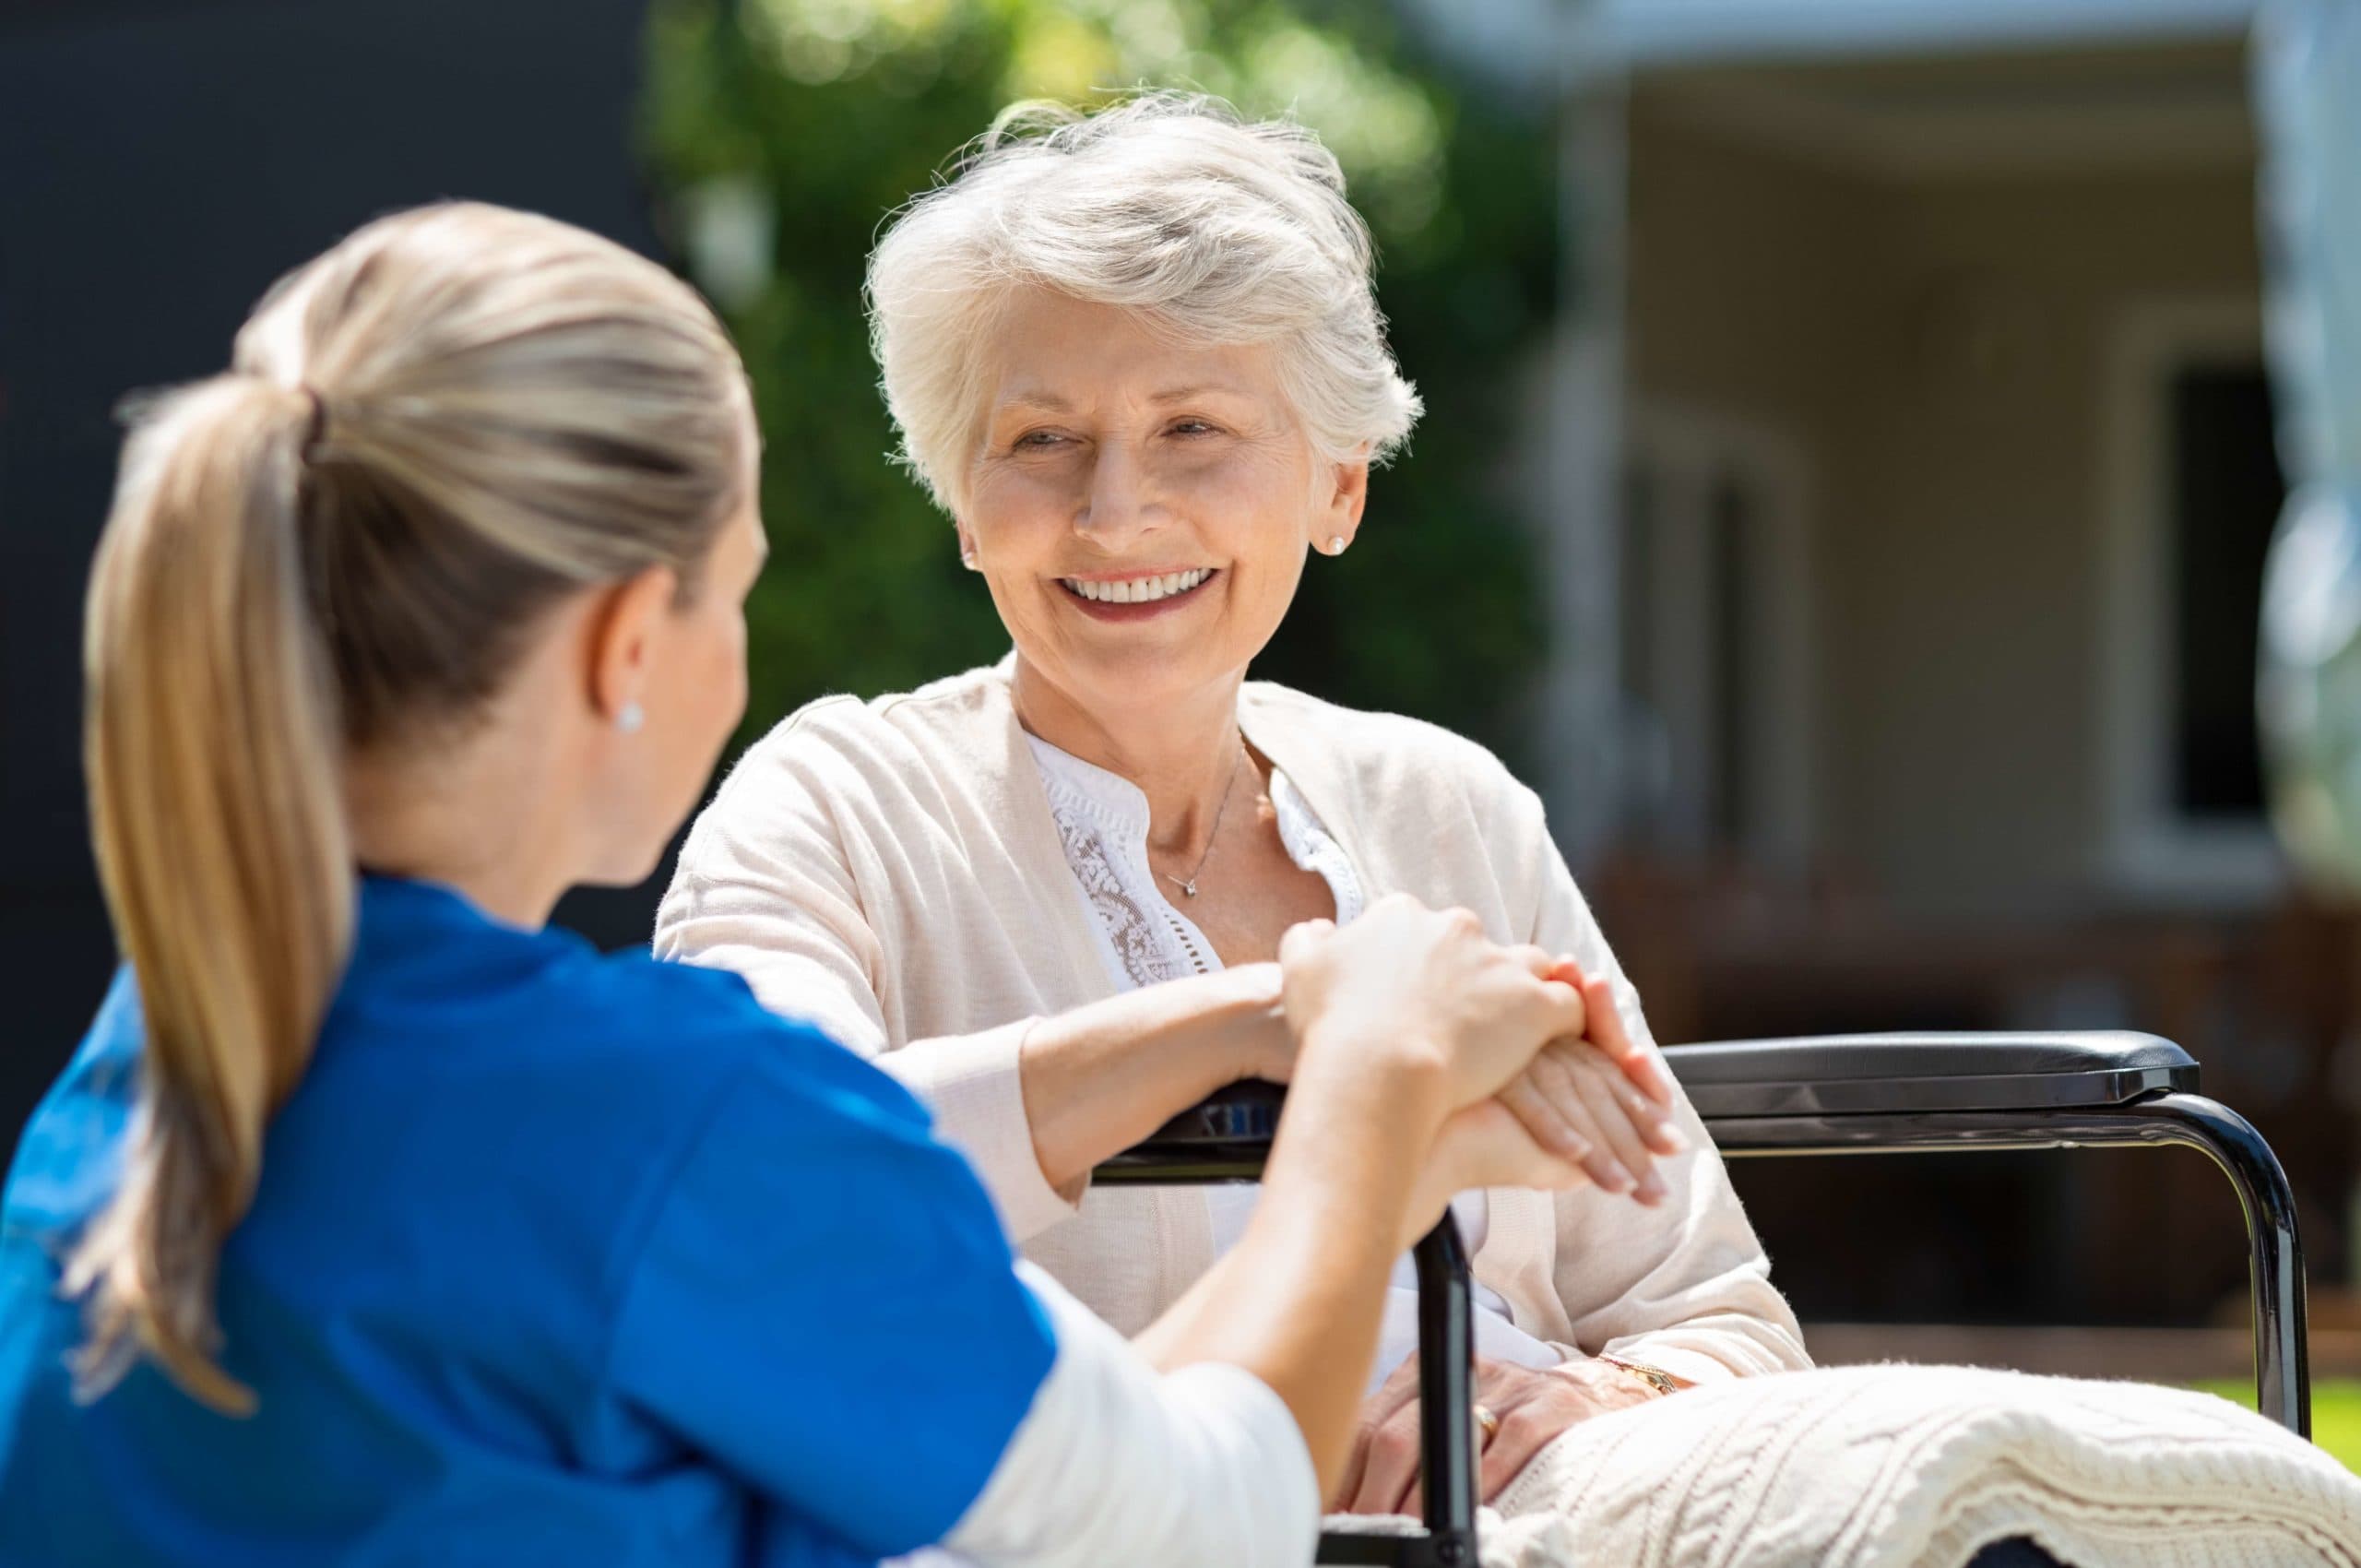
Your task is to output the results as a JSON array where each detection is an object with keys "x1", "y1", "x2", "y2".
[{"x1": 1335, "y1": 1354, "x2": 1674, "y2": 1515}]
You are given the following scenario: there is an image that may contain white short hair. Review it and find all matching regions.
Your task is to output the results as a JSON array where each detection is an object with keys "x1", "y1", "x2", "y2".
[{"x1": 866, "y1": 92, "x2": 1424, "y2": 513}]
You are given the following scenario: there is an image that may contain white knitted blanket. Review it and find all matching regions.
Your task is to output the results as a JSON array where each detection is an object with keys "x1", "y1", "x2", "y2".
[{"x1": 1330, "y1": 1364, "x2": 2361, "y2": 1567}]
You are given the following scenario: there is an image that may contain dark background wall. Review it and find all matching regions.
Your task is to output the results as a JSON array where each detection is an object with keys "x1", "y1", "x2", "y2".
[{"x1": 0, "y1": 0, "x2": 671, "y2": 1158}]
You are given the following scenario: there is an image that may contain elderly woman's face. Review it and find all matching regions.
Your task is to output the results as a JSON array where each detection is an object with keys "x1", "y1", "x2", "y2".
[{"x1": 963, "y1": 291, "x2": 1364, "y2": 722}]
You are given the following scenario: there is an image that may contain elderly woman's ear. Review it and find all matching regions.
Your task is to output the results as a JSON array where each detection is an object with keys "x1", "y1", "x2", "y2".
[{"x1": 1316, "y1": 452, "x2": 1372, "y2": 556}]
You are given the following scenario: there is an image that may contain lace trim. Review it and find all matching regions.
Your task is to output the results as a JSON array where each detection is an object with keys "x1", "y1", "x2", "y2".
[
  {"x1": 1048, "y1": 809, "x2": 1193, "y2": 988},
  {"x1": 1026, "y1": 732, "x2": 1342, "y2": 987}
]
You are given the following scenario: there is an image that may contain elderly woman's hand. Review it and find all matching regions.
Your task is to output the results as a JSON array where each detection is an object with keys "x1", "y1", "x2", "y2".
[
  {"x1": 1496, "y1": 966, "x2": 1685, "y2": 1206},
  {"x1": 1336, "y1": 1353, "x2": 1679, "y2": 1515}
]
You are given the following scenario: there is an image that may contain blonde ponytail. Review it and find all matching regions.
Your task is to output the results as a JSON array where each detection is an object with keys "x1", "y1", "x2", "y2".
[
  {"x1": 63, "y1": 201, "x2": 748, "y2": 1412},
  {"x1": 69, "y1": 377, "x2": 352, "y2": 1412}
]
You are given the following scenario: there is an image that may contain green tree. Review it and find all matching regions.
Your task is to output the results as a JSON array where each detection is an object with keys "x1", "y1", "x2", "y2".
[{"x1": 642, "y1": 0, "x2": 1555, "y2": 768}]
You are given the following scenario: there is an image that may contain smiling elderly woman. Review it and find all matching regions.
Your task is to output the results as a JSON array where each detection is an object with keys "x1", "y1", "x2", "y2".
[{"x1": 656, "y1": 94, "x2": 1809, "y2": 1514}]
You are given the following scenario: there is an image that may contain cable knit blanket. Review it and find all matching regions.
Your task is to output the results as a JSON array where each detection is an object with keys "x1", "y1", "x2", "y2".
[{"x1": 1328, "y1": 1364, "x2": 2361, "y2": 1567}]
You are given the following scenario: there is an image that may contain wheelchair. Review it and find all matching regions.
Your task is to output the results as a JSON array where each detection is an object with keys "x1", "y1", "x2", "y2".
[{"x1": 1096, "y1": 1032, "x2": 2310, "y2": 1568}]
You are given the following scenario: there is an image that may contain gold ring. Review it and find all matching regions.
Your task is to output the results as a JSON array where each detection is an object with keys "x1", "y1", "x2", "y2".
[{"x1": 1474, "y1": 1404, "x2": 1501, "y2": 1443}]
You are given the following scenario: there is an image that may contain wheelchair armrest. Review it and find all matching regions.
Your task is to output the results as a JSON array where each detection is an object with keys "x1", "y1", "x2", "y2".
[
  {"x1": 1659, "y1": 1031, "x2": 2197, "y2": 1119},
  {"x1": 1090, "y1": 1031, "x2": 2304, "y2": 1443},
  {"x1": 1096, "y1": 1032, "x2": 2199, "y2": 1174},
  {"x1": 1143, "y1": 1078, "x2": 1287, "y2": 1143},
  {"x1": 1095, "y1": 1079, "x2": 1286, "y2": 1181}
]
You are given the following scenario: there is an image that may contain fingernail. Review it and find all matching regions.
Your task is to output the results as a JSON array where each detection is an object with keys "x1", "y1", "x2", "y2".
[
  {"x1": 1560, "y1": 1133, "x2": 1594, "y2": 1160},
  {"x1": 1598, "y1": 1166, "x2": 1633, "y2": 1194},
  {"x1": 1636, "y1": 1171, "x2": 1668, "y2": 1204},
  {"x1": 1656, "y1": 1125, "x2": 1689, "y2": 1154}
]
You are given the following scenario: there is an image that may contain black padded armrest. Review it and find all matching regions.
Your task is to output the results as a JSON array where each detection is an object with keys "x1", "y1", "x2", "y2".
[
  {"x1": 1660, "y1": 1031, "x2": 2196, "y2": 1118},
  {"x1": 1144, "y1": 1077, "x2": 1285, "y2": 1140},
  {"x1": 1097, "y1": 1032, "x2": 2197, "y2": 1175},
  {"x1": 1095, "y1": 1080, "x2": 1286, "y2": 1180},
  {"x1": 1091, "y1": 1029, "x2": 2302, "y2": 1442}
]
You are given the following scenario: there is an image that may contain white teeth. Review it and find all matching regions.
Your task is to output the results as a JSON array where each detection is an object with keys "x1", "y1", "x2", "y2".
[{"x1": 1063, "y1": 568, "x2": 1211, "y2": 604}]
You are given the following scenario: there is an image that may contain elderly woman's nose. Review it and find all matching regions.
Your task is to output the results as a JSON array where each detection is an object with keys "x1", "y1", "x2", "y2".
[{"x1": 1074, "y1": 445, "x2": 1161, "y2": 544}]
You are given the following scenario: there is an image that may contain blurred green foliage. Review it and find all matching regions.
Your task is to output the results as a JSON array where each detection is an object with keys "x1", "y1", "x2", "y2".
[
  {"x1": 641, "y1": 0, "x2": 1556, "y2": 766},
  {"x1": 2199, "y1": 1380, "x2": 2360, "y2": 1474}
]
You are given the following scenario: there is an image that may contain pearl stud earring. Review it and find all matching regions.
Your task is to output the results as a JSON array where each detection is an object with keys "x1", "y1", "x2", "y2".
[
  {"x1": 1327, "y1": 535, "x2": 1347, "y2": 554},
  {"x1": 617, "y1": 701, "x2": 646, "y2": 735}
]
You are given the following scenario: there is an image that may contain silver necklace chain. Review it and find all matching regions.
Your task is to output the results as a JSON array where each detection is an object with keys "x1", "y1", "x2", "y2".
[{"x1": 1159, "y1": 740, "x2": 1251, "y2": 899}]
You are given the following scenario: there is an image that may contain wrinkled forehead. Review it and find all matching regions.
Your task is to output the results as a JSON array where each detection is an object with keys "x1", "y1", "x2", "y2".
[{"x1": 979, "y1": 291, "x2": 1286, "y2": 416}]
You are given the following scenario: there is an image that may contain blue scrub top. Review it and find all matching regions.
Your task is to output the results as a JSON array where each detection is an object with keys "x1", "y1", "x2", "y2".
[{"x1": 0, "y1": 875, "x2": 1056, "y2": 1565}]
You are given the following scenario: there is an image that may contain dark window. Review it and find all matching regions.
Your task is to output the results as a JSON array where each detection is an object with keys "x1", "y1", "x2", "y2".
[{"x1": 2168, "y1": 366, "x2": 2285, "y2": 819}]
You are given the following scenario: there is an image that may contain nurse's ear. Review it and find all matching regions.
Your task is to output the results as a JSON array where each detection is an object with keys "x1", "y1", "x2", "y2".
[{"x1": 583, "y1": 564, "x2": 680, "y2": 732}]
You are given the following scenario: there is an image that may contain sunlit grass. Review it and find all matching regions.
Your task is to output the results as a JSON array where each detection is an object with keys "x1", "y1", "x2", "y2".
[{"x1": 2195, "y1": 1379, "x2": 2361, "y2": 1471}]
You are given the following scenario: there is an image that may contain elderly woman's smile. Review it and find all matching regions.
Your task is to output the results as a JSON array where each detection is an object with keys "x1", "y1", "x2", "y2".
[{"x1": 1057, "y1": 566, "x2": 1217, "y2": 612}]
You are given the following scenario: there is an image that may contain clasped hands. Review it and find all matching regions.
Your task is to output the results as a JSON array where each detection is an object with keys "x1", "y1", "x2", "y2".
[
  {"x1": 1270, "y1": 897, "x2": 1691, "y2": 1510},
  {"x1": 1269, "y1": 895, "x2": 1687, "y2": 1228}
]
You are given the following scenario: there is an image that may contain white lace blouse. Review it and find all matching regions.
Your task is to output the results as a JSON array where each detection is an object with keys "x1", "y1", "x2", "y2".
[{"x1": 1023, "y1": 734, "x2": 1564, "y2": 1389}]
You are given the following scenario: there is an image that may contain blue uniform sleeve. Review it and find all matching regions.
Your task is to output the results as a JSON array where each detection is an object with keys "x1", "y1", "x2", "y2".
[
  {"x1": 3, "y1": 968, "x2": 142, "y2": 1253},
  {"x1": 606, "y1": 1021, "x2": 1058, "y2": 1560}
]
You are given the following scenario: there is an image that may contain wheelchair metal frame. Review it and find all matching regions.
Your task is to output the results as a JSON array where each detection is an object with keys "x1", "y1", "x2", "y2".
[
  {"x1": 1095, "y1": 1159, "x2": 1481, "y2": 1567},
  {"x1": 1097, "y1": 1035, "x2": 2311, "y2": 1567},
  {"x1": 1708, "y1": 1092, "x2": 2308, "y2": 1438}
]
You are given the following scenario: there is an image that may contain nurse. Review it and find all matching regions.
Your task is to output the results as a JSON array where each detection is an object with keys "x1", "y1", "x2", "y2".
[{"x1": 0, "y1": 202, "x2": 1590, "y2": 1566}]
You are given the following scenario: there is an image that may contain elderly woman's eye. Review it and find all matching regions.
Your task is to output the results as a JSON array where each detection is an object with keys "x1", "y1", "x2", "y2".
[{"x1": 1168, "y1": 419, "x2": 1219, "y2": 438}]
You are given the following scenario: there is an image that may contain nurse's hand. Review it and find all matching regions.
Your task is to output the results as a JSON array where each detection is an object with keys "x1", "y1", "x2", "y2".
[
  {"x1": 1278, "y1": 896, "x2": 1586, "y2": 1109},
  {"x1": 1396, "y1": 1099, "x2": 1584, "y2": 1253}
]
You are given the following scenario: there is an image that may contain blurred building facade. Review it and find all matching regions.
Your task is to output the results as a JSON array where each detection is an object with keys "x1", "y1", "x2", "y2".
[{"x1": 1466, "y1": 0, "x2": 2358, "y2": 1330}]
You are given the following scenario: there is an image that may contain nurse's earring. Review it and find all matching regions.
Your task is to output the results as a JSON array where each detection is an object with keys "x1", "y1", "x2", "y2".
[
  {"x1": 616, "y1": 701, "x2": 646, "y2": 736},
  {"x1": 1326, "y1": 535, "x2": 1347, "y2": 555}
]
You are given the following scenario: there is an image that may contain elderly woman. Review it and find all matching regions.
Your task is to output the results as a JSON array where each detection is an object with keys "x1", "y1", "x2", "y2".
[{"x1": 657, "y1": 94, "x2": 1809, "y2": 1514}]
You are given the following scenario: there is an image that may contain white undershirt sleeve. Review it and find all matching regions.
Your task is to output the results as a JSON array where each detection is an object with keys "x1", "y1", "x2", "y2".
[{"x1": 929, "y1": 1263, "x2": 1321, "y2": 1568}]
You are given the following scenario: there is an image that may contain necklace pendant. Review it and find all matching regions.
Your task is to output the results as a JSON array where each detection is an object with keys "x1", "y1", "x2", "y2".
[{"x1": 1181, "y1": 881, "x2": 1198, "y2": 897}]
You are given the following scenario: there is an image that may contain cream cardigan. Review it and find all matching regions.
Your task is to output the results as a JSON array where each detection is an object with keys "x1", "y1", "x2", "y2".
[{"x1": 654, "y1": 661, "x2": 1809, "y2": 1386}]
